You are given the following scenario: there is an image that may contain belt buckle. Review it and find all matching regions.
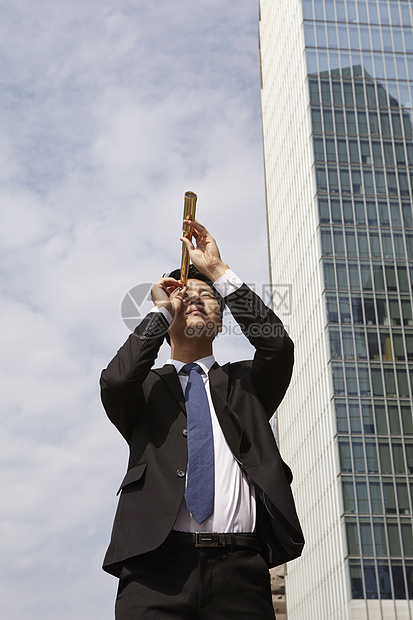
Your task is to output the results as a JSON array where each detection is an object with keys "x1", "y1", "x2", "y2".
[{"x1": 195, "y1": 532, "x2": 221, "y2": 547}]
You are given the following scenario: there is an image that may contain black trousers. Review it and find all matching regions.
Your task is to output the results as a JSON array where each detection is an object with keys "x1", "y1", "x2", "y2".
[{"x1": 115, "y1": 543, "x2": 276, "y2": 619}]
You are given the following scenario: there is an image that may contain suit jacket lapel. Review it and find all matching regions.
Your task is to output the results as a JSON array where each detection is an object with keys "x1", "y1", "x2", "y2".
[
  {"x1": 153, "y1": 364, "x2": 186, "y2": 415},
  {"x1": 209, "y1": 362, "x2": 243, "y2": 459}
]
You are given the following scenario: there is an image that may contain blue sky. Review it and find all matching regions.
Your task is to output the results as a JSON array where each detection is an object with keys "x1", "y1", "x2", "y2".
[{"x1": 0, "y1": 2, "x2": 271, "y2": 618}]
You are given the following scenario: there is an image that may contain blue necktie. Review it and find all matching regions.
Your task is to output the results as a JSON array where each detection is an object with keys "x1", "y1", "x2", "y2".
[{"x1": 181, "y1": 363, "x2": 215, "y2": 524}]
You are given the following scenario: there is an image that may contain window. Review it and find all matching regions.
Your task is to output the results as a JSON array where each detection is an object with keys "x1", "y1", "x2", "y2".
[
  {"x1": 353, "y1": 441, "x2": 366, "y2": 472},
  {"x1": 333, "y1": 363, "x2": 346, "y2": 395},
  {"x1": 396, "y1": 482, "x2": 410, "y2": 514},
  {"x1": 369, "y1": 232, "x2": 380, "y2": 258},
  {"x1": 339, "y1": 438, "x2": 352, "y2": 471},
  {"x1": 358, "y1": 231, "x2": 369, "y2": 257},
  {"x1": 319, "y1": 199, "x2": 329, "y2": 223},
  {"x1": 349, "y1": 402, "x2": 361, "y2": 431},
  {"x1": 354, "y1": 201, "x2": 366, "y2": 224},
  {"x1": 379, "y1": 441, "x2": 392, "y2": 474},
  {"x1": 373, "y1": 522, "x2": 387, "y2": 555},
  {"x1": 388, "y1": 404, "x2": 401, "y2": 434},
  {"x1": 389, "y1": 299, "x2": 401, "y2": 325},
  {"x1": 321, "y1": 228, "x2": 333, "y2": 255},
  {"x1": 334, "y1": 229, "x2": 345, "y2": 255},
  {"x1": 349, "y1": 263, "x2": 361, "y2": 290},
  {"x1": 336, "y1": 401, "x2": 348, "y2": 432},
  {"x1": 392, "y1": 442, "x2": 405, "y2": 474},
  {"x1": 383, "y1": 481, "x2": 397, "y2": 513},
  {"x1": 326, "y1": 293, "x2": 339, "y2": 322},
  {"x1": 346, "y1": 229, "x2": 357, "y2": 258},
  {"x1": 346, "y1": 519, "x2": 360, "y2": 555},
  {"x1": 351, "y1": 296, "x2": 363, "y2": 324},
  {"x1": 396, "y1": 368, "x2": 409, "y2": 398},
  {"x1": 385, "y1": 266, "x2": 397, "y2": 291},
  {"x1": 362, "y1": 401, "x2": 375, "y2": 433},
  {"x1": 367, "y1": 330, "x2": 380, "y2": 360},
  {"x1": 356, "y1": 478, "x2": 370, "y2": 514},
  {"x1": 352, "y1": 167, "x2": 362, "y2": 193},
  {"x1": 329, "y1": 328, "x2": 342, "y2": 359},
  {"x1": 324, "y1": 260, "x2": 336, "y2": 288},
  {"x1": 364, "y1": 561, "x2": 378, "y2": 599},
  {"x1": 312, "y1": 107, "x2": 322, "y2": 132},
  {"x1": 401, "y1": 404, "x2": 413, "y2": 434},
  {"x1": 390, "y1": 202, "x2": 402, "y2": 226},
  {"x1": 375, "y1": 296, "x2": 387, "y2": 325},
  {"x1": 394, "y1": 235, "x2": 405, "y2": 260},
  {"x1": 374, "y1": 403, "x2": 387, "y2": 434},
  {"x1": 355, "y1": 327, "x2": 368, "y2": 359},
  {"x1": 346, "y1": 365, "x2": 359, "y2": 396},
  {"x1": 358, "y1": 110, "x2": 369, "y2": 134},
  {"x1": 380, "y1": 330, "x2": 392, "y2": 361},
  {"x1": 380, "y1": 111, "x2": 391, "y2": 135},
  {"x1": 377, "y1": 561, "x2": 392, "y2": 599},
  {"x1": 360, "y1": 520, "x2": 374, "y2": 554},
  {"x1": 316, "y1": 167, "x2": 328, "y2": 191},
  {"x1": 337, "y1": 262, "x2": 349, "y2": 289},
  {"x1": 391, "y1": 562, "x2": 406, "y2": 599},
  {"x1": 371, "y1": 367, "x2": 384, "y2": 396},
  {"x1": 370, "y1": 481, "x2": 383, "y2": 514},
  {"x1": 384, "y1": 367, "x2": 397, "y2": 397},
  {"x1": 350, "y1": 560, "x2": 364, "y2": 598},
  {"x1": 324, "y1": 109, "x2": 334, "y2": 132},
  {"x1": 381, "y1": 232, "x2": 393, "y2": 258},
  {"x1": 406, "y1": 233, "x2": 413, "y2": 259},
  {"x1": 401, "y1": 522, "x2": 413, "y2": 555},
  {"x1": 314, "y1": 138, "x2": 324, "y2": 161},
  {"x1": 373, "y1": 263, "x2": 385, "y2": 291},
  {"x1": 326, "y1": 138, "x2": 336, "y2": 161},
  {"x1": 401, "y1": 300, "x2": 413, "y2": 326},
  {"x1": 338, "y1": 295, "x2": 350, "y2": 324},
  {"x1": 346, "y1": 110, "x2": 357, "y2": 133},
  {"x1": 332, "y1": 80, "x2": 343, "y2": 104},
  {"x1": 366, "y1": 441, "x2": 378, "y2": 472},
  {"x1": 361, "y1": 264, "x2": 373, "y2": 290},
  {"x1": 387, "y1": 521, "x2": 401, "y2": 555}
]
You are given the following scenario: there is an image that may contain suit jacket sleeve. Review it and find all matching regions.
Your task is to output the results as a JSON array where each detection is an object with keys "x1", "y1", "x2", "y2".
[
  {"x1": 100, "y1": 312, "x2": 169, "y2": 441},
  {"x1": 225, "y1": 283, "x2": 294, "y2": 418}
]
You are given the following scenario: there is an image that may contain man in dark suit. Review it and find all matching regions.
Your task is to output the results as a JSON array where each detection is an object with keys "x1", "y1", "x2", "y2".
[{"x1": 101, "y1": 220, "x2": 304, "y2": 619}]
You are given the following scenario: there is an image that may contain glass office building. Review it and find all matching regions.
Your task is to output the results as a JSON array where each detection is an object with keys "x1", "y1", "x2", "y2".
[{"x1": 259, "y1": 1, "x2": 413, "y2": 618}]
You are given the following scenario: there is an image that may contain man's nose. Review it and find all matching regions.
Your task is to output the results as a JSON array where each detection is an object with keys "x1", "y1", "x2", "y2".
[{"x1": 188, "y1": 293, "x2": 203, "y2": 304}]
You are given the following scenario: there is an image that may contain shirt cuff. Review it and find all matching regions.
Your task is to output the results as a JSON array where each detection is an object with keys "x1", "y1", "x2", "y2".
[
  {"x1": 213, "y1": 269, "x2": 243, "y2": 298},
  {"x1": 150, "y1": 306, "x2": 173, "y2": 324}
]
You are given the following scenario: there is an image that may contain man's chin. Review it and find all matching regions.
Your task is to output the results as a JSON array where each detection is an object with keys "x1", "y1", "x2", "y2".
[{"x1": 184, "y1": 316, "x2": 217, "y2": 339}]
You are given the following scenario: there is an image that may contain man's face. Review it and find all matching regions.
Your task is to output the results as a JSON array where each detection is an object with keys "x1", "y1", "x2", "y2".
[{"x1": 169, "y1": 279, "x2": 222, "y2": 341}]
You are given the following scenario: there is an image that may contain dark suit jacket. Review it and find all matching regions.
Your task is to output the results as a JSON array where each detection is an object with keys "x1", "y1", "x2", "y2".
[{"x1": 100, "y1": 283, "x2": 304, "y2": 577}]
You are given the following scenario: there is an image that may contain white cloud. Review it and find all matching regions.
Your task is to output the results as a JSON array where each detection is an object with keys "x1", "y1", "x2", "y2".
[{"x1": 0, "y1": 2, "x2": 271, "y2": 618}]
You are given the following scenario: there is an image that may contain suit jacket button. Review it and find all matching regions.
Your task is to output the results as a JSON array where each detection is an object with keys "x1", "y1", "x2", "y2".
[
  {"x1": 182, "y1": 429, "x2": 188, "y2": 437},
  {"x1": 176, "y1": 469, "x2": 186, "y2": 478}
]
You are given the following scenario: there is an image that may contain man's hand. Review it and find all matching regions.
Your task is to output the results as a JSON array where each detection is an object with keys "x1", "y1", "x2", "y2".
[
  {"x1": 181, "y1": 220, "x2": 229, "y2": 282},
  {"x1": 151, "y1": 277, "x2": 188, "y2": 317}
]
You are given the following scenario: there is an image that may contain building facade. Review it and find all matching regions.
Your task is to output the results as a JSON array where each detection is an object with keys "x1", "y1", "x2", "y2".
[{"x1": 259, "y1": 1, "x2": 413, "y2": 618}]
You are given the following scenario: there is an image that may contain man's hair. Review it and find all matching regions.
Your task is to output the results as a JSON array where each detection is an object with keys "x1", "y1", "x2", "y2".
[{"x1": 166, "y1": 265, "x2": 225, "y2": 317}]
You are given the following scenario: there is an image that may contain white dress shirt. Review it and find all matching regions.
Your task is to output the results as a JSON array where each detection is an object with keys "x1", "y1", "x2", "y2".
[{"x1": 169, "y1": 355, "x2": 256, "y2": 533}]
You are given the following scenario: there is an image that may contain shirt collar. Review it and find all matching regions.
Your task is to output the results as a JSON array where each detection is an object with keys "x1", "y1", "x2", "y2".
[{"x1": 167, "y1": 355, "x2": 216, "y2": 376}]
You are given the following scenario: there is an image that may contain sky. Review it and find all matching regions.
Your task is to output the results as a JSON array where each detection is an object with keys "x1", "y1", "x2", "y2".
[{"x1": 0, "y1": 2, "x2": 271, "y2": 618}]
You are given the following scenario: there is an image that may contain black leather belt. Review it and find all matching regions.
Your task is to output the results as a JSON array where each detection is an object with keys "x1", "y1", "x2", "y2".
[{"x1": 166, "y1": 531, "x2": 261, "y2": 553}]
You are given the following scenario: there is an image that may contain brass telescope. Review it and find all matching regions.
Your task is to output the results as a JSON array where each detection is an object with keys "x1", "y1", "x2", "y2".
[{"x1": 180, "y1": 191, "x2": 197, "y2": 285}]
